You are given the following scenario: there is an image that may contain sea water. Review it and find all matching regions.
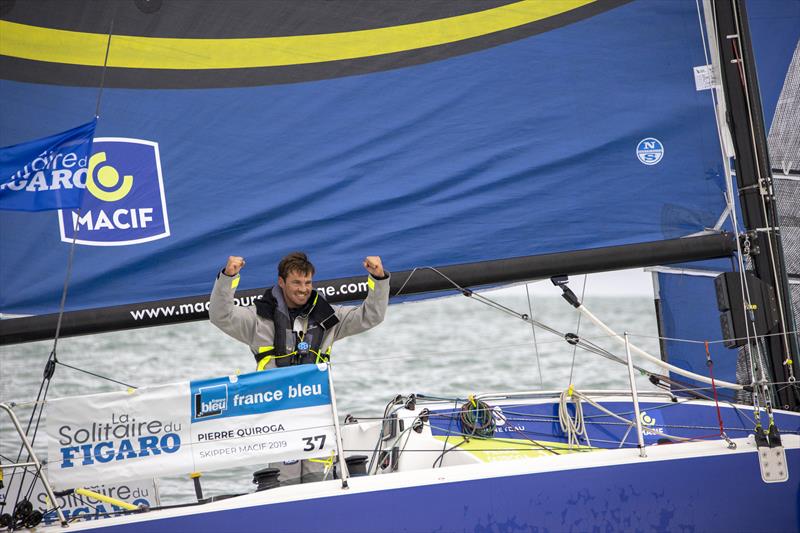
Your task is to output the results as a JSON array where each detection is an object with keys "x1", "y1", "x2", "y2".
[{"x1": 0, "y1": 285, "x2": 662, "y2": 505}]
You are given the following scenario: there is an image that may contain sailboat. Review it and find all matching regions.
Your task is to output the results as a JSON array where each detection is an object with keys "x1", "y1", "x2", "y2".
[{"x1": 1, "y1": 0, "x2": 798, "y2": 531}]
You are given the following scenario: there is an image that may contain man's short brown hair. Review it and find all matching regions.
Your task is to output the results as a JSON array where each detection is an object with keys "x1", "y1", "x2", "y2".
[{"x1": 278, "y1": 252, "x2": 315, "y2": 279}]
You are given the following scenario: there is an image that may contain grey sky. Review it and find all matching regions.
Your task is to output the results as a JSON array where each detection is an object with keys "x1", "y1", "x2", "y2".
[{"x1": 492, "y1": 268, "x2": 655, "y2": 298}]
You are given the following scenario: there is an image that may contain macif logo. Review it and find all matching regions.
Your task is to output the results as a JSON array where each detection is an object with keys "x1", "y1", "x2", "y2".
[
  {"x1": 194, "y1": 384, "x2": 228, "y2": 419},
  {"x1": 58, "y1": 138, "x2": 170, "y2": 246}
]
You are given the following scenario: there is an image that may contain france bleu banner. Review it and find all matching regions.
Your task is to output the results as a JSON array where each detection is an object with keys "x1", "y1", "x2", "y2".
[
  {"x1": 0, "y1": 119, "x2": 96, "y2": 211},
  {"x1": 46, "y1": 365, "x2": 336, "y2": 488}
]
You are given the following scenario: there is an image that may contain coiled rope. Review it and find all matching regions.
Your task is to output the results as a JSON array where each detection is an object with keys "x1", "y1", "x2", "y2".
[
  {"x1": 459, "y1": 396, "x2": 495, "y2": 439},
  {"x1": 559, "y1": 387, "x2": 591, "y2": 449}
]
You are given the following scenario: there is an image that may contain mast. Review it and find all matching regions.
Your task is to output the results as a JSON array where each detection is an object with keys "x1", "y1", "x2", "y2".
[
  {"x1": 711, "y1": 0, "x2": 800, "y2": 410},
  {"x1": 1, "y1": 233, "x2": 737, "y2": 344}
]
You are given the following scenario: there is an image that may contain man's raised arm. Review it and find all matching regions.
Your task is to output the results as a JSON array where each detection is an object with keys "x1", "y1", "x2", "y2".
[
  {"x1": 209, "y1": 255, "x2": 257, "y2": 345},
  {"x1": 334, "y1": 256, "x2": 390, "y2": 340}
]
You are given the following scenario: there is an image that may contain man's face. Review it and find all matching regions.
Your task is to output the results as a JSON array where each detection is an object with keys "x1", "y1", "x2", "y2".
[{"x1": 278, "y1": 270, "x2": 313, "y2": 309}]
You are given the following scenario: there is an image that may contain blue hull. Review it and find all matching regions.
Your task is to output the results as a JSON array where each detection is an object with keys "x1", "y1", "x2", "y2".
[{"x1": 95, "y1": 447, "x2": 799, "y2": 533}]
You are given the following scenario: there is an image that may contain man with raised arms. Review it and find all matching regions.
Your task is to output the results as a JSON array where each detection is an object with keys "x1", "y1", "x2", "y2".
[
  {"x1": 210, "y1": 252, "x2": 389, "y2": 371},
  {"x1": 209, "y1": 252, "x2": 390, "y2": 484}
]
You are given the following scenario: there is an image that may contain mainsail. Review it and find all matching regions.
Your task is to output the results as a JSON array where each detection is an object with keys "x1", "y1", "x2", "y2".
[{"x1": 2, "y1": 1, "x2": 737, "y2": 335}]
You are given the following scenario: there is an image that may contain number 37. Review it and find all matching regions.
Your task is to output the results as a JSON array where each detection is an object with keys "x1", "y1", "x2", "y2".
[{"x1": 302, "y1": 434, "x2": 327, "y2": 451}]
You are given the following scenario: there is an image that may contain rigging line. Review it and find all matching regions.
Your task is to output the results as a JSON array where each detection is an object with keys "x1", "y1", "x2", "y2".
[
  {"x1": 51, "y1": 225, "x2": 80, "y2": 358},
  {"x1": 427, "y1": 422, "x2": 565, "y2": 456},
  {"x1": 776, "y1": 382, "x2": 800, "y2": 395},
  {"x1": 13, "y1": 213, "x2": 85, "y2": 496},
  {"x1": 525, "y1": 283, "x2": 543, "y2": 388},
  {"x1": 569, "y1": 392, "x2": 690, "y2": 443},
  {"x1": 8, "y1": 376, "x2": 52, "y2": 519},
  {"x1": 347, "y1": 446, "x2": 593, "y2": 454},
  {"x1": 432, "y1": 438, "x2": 468, "y2": 468},
  {"x1": 335, "y1": 341, "x2": 539, "y2": 364},
  {"x1": 414, "y1": 272, "x2": 657, "y2": 371},
  {"x1": 433, "y1": 398, "x2": 460, "y2": 469},
  {"x1": 695, "y1": 0, "x2": 712, "y2": 68},
  {"x1": 0, "y1": 451, "x2": 19, "y2": 463},
  {"x1": 21, "y1": 464, "x2": 46, "y2": 513},
  {"x1": 355, "y1": 324, "x2": 659, "y2": 367},
  {"x1": 16, "y1": 25, "x2": 124, "y2": 491},
  {"x1": 727, "y1": 4, "x2": 785, "y2": 413},
  {"x1": 567, "y1": 275, "x2": 588, "y2": 385},
  {"x1": 393, "y1": 266, "x2": 419, "y2": 297},
  {"x1": 5, "y1": 368, "x2": 53, "y2": 509},
  {"x1": 349, "y1": 393, "x2": 763, "y2": 425},
  {"x1": 94, "y1": 7, "x2": 116, "y2": 117},
  {"x1": 393, "y1": 264, "x2": 742, "y2": 388},
  {"x1": 430, "y1": 407, "x2": 562, "y2": 455},
  {"x1": 337, "y1": 335, "x2": 656, "y2": 380},
  {"x1": 704, "y1": 4, "x2": 765, "y2": 408},
  {"x1": 55, "y1": 360, "x2": 137, "y2": 389},
  {"x1": 395, "y1": 265, "x2": 536, "y2": 322},
  {"x1": 577, "y1": 304, "x2": 743, "y2": 390},
  {"x1": 730, "y1": 2, "x2": 794, "y2": 370},
  {"x1": 32, "y1": 3, "x2": 118, "y2": 421},
  {"x1": 704, "y1": 341, "x2": 731, "y2": 443},
  {"x1": 581, "y1": 397, "x2": 730, "y2": 423},
  {"x1": 625, "y1": 329, "x2": 800, "y2": 344},
  {"x1": 367, "y1": 397, "x2": 404, "y2": 475}
]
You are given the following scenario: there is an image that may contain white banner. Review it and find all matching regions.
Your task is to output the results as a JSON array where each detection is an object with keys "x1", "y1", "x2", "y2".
[
  {"x1": 46, "y1": 364, "x2": 336, "y2": 488},
  {"x1": 0, "y1": 473, "x2": 158, "y2": 525}
]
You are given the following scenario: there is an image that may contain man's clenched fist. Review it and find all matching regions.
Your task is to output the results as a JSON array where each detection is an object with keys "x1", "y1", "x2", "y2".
[{"x1": 224, "y1": 256, "x2": 245, "y2": 276}]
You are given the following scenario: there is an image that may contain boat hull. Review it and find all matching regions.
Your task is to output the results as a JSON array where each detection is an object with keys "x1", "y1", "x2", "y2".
[{"x1": 73, "y1": 437, "x2": 799, "y2": 532}]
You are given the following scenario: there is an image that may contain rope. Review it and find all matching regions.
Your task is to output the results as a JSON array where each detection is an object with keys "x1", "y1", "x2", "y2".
[
  {"x1": 524, "y1": 283, "x2": 543, "y2": 388},
  {"x1": 558, "y1": 388, "x2": 590, "y2": 449},
  {"x1": 55, "y1": 361, "x2": 137, "y2": 389},
  {"x1": 459, "y1": 396, "x2": 495, "y2": 439},
  {"x1": 567, "y1": 275, "x2": 588, "y2": 385}
]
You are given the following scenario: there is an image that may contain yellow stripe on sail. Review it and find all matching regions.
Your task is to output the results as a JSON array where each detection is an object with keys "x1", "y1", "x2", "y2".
[{"x1": 0, "y1": 1, "x2": 594, "y2": 70}]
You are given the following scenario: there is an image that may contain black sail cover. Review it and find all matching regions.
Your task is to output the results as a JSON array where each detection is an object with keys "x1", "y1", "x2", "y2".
[{"x1": 0, "y1": 1, "x2": 787, "y2": 340}]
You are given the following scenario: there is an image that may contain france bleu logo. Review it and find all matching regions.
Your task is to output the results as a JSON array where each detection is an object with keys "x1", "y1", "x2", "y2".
[
  {"x1": 193, "y1": 384, "x2": 229, "y2": 420},
  {"x1": 58, "y1": 138, "x2": 170, "y2": 246}
]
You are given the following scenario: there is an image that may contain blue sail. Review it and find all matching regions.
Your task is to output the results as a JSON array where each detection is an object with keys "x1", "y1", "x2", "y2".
[
  {"x1": 0, "y1": 2, "x2": 734, "y2": 317},
  {"x1": 655, "y1": 0, "x2": 800, "y2": 392}
]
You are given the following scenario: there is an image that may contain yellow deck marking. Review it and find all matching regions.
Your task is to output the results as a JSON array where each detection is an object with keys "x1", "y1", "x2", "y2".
[{"x1": 434, "y1": 435, "x2": 595, "y2": 462}]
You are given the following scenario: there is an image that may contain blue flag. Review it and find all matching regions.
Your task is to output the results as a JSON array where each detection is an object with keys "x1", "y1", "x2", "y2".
[{"x1": 0, "y1": 119, "x2": 97, "y2": 211}]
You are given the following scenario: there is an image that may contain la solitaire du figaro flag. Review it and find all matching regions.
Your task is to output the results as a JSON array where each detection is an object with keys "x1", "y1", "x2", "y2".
[
  {"x1": 0, "y1": 119, "x2": 96, "y2": 211},
  {"x1": 46, "y1": 364, "x2": 336, "y2": 488}
]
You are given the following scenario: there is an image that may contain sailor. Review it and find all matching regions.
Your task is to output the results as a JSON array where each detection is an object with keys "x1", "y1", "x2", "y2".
[{"x1": 209, "y1": 251, "x2": 390, "y2": 483}]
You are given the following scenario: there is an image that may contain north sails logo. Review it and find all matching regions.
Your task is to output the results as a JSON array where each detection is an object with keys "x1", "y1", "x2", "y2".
[
  {"x1": 636, "y1": 137, "x2": 664, "y2": 165},
  {"x1": 58, "y1": 138, "x2": 170, "y2": 246}
]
